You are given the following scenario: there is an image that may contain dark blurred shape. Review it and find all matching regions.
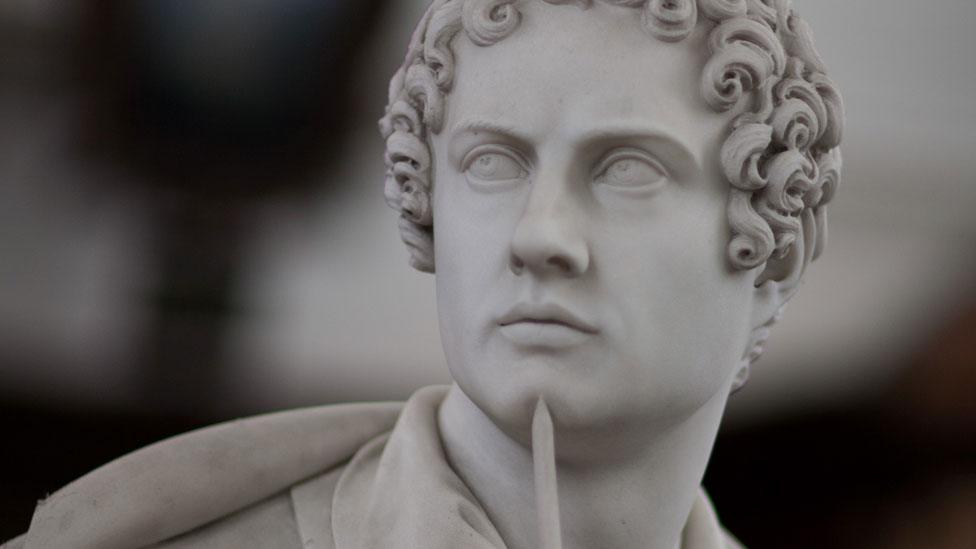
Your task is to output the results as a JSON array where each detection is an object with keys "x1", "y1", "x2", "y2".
[
  {"x1": 2, "y1": 0, "x2": 392, "y2": 536},
  {"x1": 128, "y1": 1, "x2": 343, "y2": 148},
  {"x1": 83, "y1": 0, "x2": 379, "y2": 193},
  {"x1": 73, "y1": 0, "x2": 389, "y2": 413},
  {"x1": 873, "y1": 304, "x2": 976, "y2": 549},
  {"x1": 885, "y1": 304, "x2": 976, "y2": 443},
  {"x1": 706, "y1": 301, "x2": 976, "y2": 549}
]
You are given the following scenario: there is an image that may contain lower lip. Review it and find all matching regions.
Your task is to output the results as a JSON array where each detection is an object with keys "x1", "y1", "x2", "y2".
[{"x1": 498, "y1": 322, "x2": 593, "y2": 348}]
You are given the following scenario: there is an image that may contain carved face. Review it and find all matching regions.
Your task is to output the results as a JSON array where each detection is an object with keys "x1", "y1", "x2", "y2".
[{"x1": 431, "y1": 3, "x2": 759, "y2": 442}]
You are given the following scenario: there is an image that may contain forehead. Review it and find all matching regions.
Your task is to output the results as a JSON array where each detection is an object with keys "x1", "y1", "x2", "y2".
[{"x1": 442, "y1": 1, "x2": 729, "y2": 153}]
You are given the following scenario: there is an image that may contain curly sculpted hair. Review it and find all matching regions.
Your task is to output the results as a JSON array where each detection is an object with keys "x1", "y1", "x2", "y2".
[{"x1": 379, "y1": 0, "x2": 844, "y2": 275}]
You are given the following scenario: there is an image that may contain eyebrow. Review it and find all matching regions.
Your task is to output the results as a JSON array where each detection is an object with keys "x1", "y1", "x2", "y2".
[
  {"x1": 450, "y1": 117, "x2": 526, "y2": 140},
  {"x1": 580, "y1": 125, "x2": 702, "y2": 173}
]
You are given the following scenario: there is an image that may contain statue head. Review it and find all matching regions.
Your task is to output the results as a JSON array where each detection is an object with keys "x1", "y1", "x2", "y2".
[{"x1": 380, "y1": 0, "x2": 843, "y2": 442}]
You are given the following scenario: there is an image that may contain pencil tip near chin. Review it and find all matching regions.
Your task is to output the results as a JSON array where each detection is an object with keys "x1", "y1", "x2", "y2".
[{"x1": 532, "y1": 396, "x2": 563, "y2": 549}]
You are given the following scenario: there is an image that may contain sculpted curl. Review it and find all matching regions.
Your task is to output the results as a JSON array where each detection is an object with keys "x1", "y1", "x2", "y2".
[
  {"x1": 643, "y1": 0, "x2": 698, "y2": 42},
  {"x1": 700, "y1": 17, "x2": 786, "y2": 112},
  {"x1": 462, "y1": 0, "x2": 522, "y2": 46},
  {"x1": 380, "y1": 0, "x2": 844, "y2": 280},
  {"x1": 699, "y1": 0, "x2": 747, "y2": 22}
]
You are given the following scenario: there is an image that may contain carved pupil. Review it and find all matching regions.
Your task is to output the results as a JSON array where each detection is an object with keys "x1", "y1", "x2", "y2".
[
  {"x1": 469, "y1": 152, "x2": 524, "y2": 181},
  {"x1": 603, "y1": 158, "x2": 664, "y2": 188}
]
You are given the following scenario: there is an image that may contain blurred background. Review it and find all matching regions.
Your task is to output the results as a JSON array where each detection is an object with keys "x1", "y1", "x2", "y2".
[{"x1": 1, "y1": 0, "x2": 973, "y2": 546}]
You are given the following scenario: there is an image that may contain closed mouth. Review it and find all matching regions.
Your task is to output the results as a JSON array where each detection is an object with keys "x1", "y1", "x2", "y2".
[{"x1": 497, "y1": 303, "x2": 598, "y2": 334}]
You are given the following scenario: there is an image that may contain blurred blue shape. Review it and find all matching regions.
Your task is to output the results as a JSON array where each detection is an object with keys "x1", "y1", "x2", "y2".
[{"x1": 126, "y1": 0, "x2": 351, "y2": 139}]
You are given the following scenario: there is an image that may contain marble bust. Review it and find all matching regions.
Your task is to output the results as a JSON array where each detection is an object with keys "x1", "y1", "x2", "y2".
[{"x1": 8, "y1": 1, "x2": 843, "y2": 548}]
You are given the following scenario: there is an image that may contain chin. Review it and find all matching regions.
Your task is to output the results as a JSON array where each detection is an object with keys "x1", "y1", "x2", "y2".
[
  {"x1": 457, "y1": 360, "x2": 633, "y2": 440},
  {"x1": 455, "y1": 350, "x2": 736, "y2": 451}
]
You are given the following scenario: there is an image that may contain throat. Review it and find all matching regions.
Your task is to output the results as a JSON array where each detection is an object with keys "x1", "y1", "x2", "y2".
[{"x1": 437, "y1": 384, "x2": 724, "y2": 549}]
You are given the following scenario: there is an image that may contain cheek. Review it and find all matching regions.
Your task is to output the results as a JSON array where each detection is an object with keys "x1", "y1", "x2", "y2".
[
  {"x1": 432, "y1": 169, "x2": 515, "y2": 368},
  {"x1": 601, "y1": 194, "x2": 753, "y2": 406},
  {"x1": 431, "y1": 146, "x2": 529, "y2": 299},
  {"x1": 432, "y1": 191, "x2": 474, "y2": 363}
]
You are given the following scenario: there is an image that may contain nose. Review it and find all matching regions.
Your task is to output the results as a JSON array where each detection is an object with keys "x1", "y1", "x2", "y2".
[{"x1": 509, "y1": 179, "x2": 590, "y2": 278}]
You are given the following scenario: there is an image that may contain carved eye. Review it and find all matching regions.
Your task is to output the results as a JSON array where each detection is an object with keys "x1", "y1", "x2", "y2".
[
  {"x1": 595, "y1": 149, "x2": 668, "y2": 191},
  {"x1": 463, "y1": 146, "x2": 528, "y2": 185}
]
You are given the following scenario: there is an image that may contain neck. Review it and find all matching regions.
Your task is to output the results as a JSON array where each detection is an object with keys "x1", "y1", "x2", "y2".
[{"x1": 437, "y1": 384, "x2": 730, "y2": 549}]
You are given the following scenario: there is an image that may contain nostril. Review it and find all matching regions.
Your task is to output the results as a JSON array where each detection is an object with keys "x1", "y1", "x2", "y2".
[
  {"x1": 510, "y1": 254, "x2": 525, "y2": 275},
  {"x1": 546, "y1": 256, "x2": 573, "y2": 273},
  {"x1": 510, "y1": 246, "x2": 589, "y2": 277}
]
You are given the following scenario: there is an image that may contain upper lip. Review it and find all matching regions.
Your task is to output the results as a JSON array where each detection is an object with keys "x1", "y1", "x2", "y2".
[{"x1": 497, "y1": 302, "x2": 599, "y2": 334}]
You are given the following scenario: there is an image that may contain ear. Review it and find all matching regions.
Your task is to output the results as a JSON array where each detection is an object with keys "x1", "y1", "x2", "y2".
[
  {"x1": 750, "y1": 207, "x2": 818, "y2": 331},
  {"x1": 731, "y1": 208, "x2": 819, "y2": 393}
]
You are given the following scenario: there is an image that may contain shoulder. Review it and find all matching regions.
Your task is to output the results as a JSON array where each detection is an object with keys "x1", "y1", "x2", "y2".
[
  {"x1": 150, "y1": 491, "x2": 301, "y2": 548},
  {"x1": 16, "y1": 401, "x2": 402, "y2": 549}
]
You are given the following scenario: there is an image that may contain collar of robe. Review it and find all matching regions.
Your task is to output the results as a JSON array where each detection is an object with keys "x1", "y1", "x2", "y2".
[
  {"x1": 331, "y1": 386, "x2": 738, "y2": 549},
  {"x1": 19, "y1": 385, "x2": 739, "y2": 549}
]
